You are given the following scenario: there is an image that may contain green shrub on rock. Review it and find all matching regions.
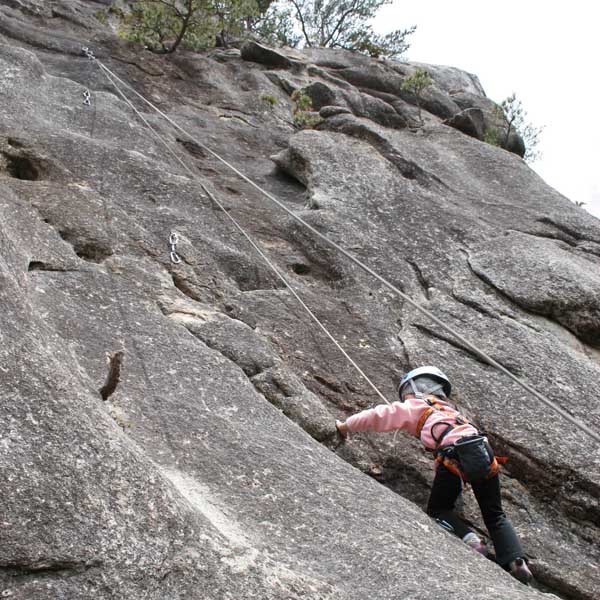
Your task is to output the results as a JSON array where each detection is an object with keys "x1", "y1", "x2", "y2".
[
  {"x1": 117, "y1": 0, "x2": 259, "y2": 53},
  {"x1": 484, "y1": 95, "x2": 542, "y2": 163},
  {"x1": 483, "y1": 127, "x2": 502, "y2": 147},
  {"x1": 498, "y1": 94, "x2": 543, "y2": 162},
  {"x1": 260, "y1": 93, "x2": 278, "y2": 106},
  {"x1": 401, "y1": 68, "x2": 433, "y2": 124},
  {"x1": 291, "y1": 89, "x2": 322, "y2": 129},
  {"x1": 95, "y1": 9, "x2": 109, "y2": 24}
]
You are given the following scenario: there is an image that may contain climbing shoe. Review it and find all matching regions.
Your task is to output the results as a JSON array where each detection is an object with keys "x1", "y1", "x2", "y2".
[
  {"x1": 462, "y1": 532, "x2": 489, "y2": 557},
  {"x1": 508, "y1": 558, "x2": 533, "y2": 584}
]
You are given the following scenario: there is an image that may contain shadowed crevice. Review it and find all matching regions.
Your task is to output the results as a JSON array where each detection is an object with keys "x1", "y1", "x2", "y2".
[
  {"x1": 319, "y1": 115, "x2": 448, "y2": 189},
  {"x1": 56, "y1": 230, "x2": 113, "y2": 263},
  {"x1": 407, "y1": 260, "x2": 430, "y2": 300},
  {"x1": 100, "y1": 350, "x2": 124, "y2": 401},
  {"x1": 0, "y1": 558, "x2": 102, "y2": 578},
  {"x1": 172, "y1": 272, "x2": 204, "y2": 302},
  {"x1": 1, "y1": 150, "x2": 43, "y2": 180}
]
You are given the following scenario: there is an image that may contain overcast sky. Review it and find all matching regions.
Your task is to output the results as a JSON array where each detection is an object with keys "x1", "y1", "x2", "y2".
[{"x1": 373, "y1": 1, "x2": 600, "y2": 218}]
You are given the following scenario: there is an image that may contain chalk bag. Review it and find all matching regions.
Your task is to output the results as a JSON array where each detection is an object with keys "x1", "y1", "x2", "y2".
[{"x1": 454, "y1": 435, "x2": 493, "y2": 482}]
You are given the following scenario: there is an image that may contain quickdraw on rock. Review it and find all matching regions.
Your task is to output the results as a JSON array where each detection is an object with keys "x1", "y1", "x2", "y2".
[
  {"x1": 169, "y1": 232, "x2": 181, "y2": 264},
  {"x1": 82, "y1": 46, "x2": 96, "y2": 60},
  {"x1": 81, "y1": 48, "x2": 95, "y2": 107}
]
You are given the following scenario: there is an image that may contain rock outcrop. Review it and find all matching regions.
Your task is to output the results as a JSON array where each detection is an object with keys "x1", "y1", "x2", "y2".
[{"x1": 1, "y1": 2, "x2": 599, "y2": 599}]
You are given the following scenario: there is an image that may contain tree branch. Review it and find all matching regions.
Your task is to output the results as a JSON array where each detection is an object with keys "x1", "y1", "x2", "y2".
[
  {"x1": 322, "y1": 0, "x2": 361, "y2": 47},
  {"x1": 168, "y1": 0, "x2": 196, "y2": 53},
  {"x1": 147, "y1": 0, "x2": 185, "y2": 19},
  {"x1": 289, "y1": 0, "x2": 313, "y2": 47}
]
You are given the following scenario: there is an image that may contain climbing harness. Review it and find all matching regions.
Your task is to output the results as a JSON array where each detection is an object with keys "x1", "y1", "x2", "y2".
[
  {"x1": 414, "y1": 395, "x2": 465, "y2": 441},
  {"x1": 434, "y1": 437, "x2": 504, "y2": 484},
  {"x1": 453, "y1": 435, "x2": 497, "y2": 482},
  {"x1": 412, "y1": 395, "x2": 505, "y2": 482},
  {"x1": 169, "y1": 232, "x2": 181, "y2": 264},
  {"x1": 80, "y1": 47, "x2": 600, "y2": 444}
]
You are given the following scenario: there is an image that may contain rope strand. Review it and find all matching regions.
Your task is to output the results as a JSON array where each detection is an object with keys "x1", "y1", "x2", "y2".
[
  {"x1": 89, "y1": 54, "x2": 599, "y2": 444},
  {"x1": 97, "y1": 55, "x2": 391, "y2": 406}
]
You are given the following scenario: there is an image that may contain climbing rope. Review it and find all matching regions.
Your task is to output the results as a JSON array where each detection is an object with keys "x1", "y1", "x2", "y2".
[
  {"x1": 95, "y1": 53, "x2": 391, "y2": 406},
  {"x1": 79, "y1": 50, "x2": 182, "y2": 457},
  {"x1": 85, "y1": 49, "x2": 600, "y2": 444}
]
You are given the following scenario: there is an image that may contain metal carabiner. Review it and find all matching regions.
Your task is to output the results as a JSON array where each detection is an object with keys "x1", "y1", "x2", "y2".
[{"x1": 169, "y1": 232, "x2": 181, "y2": 263}]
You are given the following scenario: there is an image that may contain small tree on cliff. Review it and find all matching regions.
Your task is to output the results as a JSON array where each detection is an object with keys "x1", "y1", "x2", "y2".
[
  {"x1": 248, "y1": 1, "x2": 301, "y2": 47},
  {"x1": 401, "y1": 68, "x2": 432, "y2": 124},
  {"x1": 496, "y1": 93, "x2": 543, "y2": 163},
  {"x1": 119, "y1": 0, "x2": 260, "y2": 53},
  {"x1": 280, "y1": 0, "x2": 415, "y2": 58}
]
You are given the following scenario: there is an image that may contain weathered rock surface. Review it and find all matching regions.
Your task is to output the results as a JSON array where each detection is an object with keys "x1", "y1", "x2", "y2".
[
  {"x1": 470, "y1": 232, "x2": 600, "y2": 346},
  {"x1": 1, "y1": 2, "x2": 599, "y2": 599}
]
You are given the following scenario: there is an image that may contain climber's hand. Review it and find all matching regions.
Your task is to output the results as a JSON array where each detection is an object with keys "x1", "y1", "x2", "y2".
[{"x1": 335, "y1": 420, "x2": 349, "y2": 439}]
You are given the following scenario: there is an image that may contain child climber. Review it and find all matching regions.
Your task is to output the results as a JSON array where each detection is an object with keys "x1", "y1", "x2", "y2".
[{"x1": 335, "y1": 366, "x2": 532, "y2": 584}]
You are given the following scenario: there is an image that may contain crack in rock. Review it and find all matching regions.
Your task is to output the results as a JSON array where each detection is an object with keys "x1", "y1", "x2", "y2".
[
  {"x1": 99, "y1": 350, "x2": 124, "y2": 401},
  {"x1": 0, "y1": 558, "x2": 102, "y2": 578},
  {"x1": 407, "y1": 260, "x2": 431, "y2": 300},
  {"x1": 318, "y1": 114, "x2": 448, "y2": 188}
]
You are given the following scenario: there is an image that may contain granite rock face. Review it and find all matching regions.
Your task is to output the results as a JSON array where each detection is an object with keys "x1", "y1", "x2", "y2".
[{"x1": 0, "y1": 2, "x2": 599, "y2": 599}]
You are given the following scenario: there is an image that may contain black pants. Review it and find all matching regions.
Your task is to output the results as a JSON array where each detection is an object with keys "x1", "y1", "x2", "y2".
[{"x1": 426, "y1": 465, "x2": 524, "y2": 567}]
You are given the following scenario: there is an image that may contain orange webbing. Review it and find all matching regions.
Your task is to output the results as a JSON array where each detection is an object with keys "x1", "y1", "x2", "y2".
[
  {"x1": 415, "y1": 407, "x2": 435, "y2": 438},
  {"x1": 436, "y1": 454, "x2": 502, "y2": 482},
  {"x1": 435, "y1": 454, "x2": 463, "y2": 479},
  {"x1": 487, "y1": 457, "x2": 500, "y2": 479},
  {"x1": 415, "y1": 397, "x2": 465, "y2": 443}
]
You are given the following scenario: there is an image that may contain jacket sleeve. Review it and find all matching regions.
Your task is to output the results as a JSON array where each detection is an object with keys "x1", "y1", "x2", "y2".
[{"x1": 345, "y1": 401, "x2": 412, "y2": 433}]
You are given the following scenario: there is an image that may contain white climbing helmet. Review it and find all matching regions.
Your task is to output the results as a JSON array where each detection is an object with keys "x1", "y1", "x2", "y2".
[{"x1": 398, "y1": 366, "x2": 451, "y2": 401}]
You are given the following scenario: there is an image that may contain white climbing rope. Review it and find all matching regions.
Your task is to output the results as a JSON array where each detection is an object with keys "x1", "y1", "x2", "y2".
[
  {"x1": 80, "y1": 56, "x2": 184, "y2": 458},
  {"x1": 96, "y1": 57, "x2": 391, "y2": 406},
  {"x1": 88, "y1": 51, "x2": 600, "y2": 444}
]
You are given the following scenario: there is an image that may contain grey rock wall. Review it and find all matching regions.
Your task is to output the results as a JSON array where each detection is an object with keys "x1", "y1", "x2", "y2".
[{"x1": 0, "y1": 2, "x2": 598, "y2": 599}]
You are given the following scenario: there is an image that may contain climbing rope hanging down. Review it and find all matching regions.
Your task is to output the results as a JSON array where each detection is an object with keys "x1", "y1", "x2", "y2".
[
  {"x1": 92, "y1": 50, "x2": 391, "y2": 407},
  {"x1": 86, "y1": 49, "x2": 600, "y2": 444},
  {"x1": 78, "y1": 53, "x2": 185, "y2": 458}
]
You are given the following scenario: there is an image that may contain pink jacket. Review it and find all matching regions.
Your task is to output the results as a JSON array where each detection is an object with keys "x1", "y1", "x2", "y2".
[{"x1": 345, "y1": 396, "x2": 478, "y2": 450}]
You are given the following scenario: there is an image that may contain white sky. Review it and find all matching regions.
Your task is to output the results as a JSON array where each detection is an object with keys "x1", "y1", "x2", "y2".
[{"x1": 373, "y1": 1, "x2": 600, "y2": 218}]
